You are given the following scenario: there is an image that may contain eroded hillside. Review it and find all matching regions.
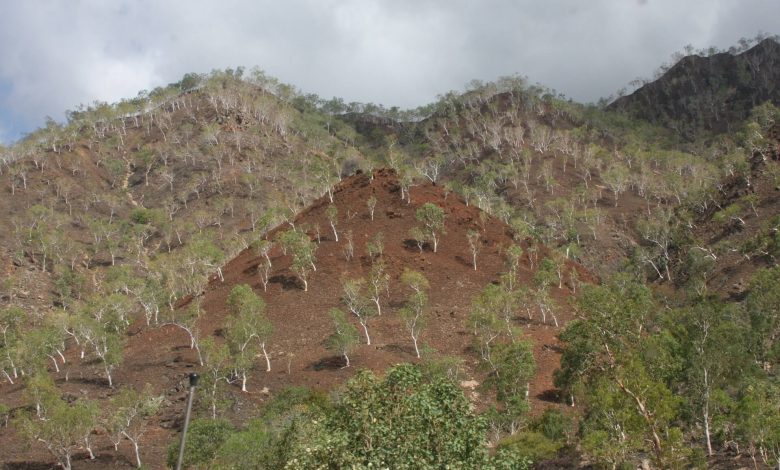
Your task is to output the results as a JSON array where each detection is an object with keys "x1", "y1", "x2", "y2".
[{"x1": 0, "y1": 169, "x2": 588, "y2": 468}]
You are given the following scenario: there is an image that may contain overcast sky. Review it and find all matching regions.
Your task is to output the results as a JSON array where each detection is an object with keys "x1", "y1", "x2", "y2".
[{"x1": 0, "y1": 0, "x2": 778, "y2": 144}]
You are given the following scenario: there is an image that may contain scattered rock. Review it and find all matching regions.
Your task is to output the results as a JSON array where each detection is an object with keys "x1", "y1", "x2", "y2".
[{"x1": 460, "y1": 379, "x2": 479, "y2": 390}]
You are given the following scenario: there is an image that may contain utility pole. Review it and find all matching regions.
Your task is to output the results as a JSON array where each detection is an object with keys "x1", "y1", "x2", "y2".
[{"x1": 176, "y1": 373, "x2": 199, "y2": 470}]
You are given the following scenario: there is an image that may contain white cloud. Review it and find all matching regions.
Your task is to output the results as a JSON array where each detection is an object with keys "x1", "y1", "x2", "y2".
[{"x1": 0, "y1": 0, "x2": 777, "y2": 140}]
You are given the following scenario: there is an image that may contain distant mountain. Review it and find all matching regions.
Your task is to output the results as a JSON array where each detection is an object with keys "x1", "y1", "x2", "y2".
[{"x1": 608, "y1": 38, "x2": 780, "y2": 138}]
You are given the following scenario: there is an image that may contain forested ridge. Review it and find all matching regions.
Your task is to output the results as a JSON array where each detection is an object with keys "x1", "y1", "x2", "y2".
[{"x1": 0, "y1": 37, "x2": 779, "y2": 469}]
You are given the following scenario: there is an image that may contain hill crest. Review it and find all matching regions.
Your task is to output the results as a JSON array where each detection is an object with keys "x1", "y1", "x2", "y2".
[{"x1": 608, "y1": 38, "x2": 780, "y2": 137}]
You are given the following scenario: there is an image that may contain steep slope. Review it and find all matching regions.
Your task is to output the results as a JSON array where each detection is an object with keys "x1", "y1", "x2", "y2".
[
  {"x1": 0, "y1": 71, "x2": 365, "y2": 326},
  {"x1": 0, "y1": 169, "x2": 589, "y2": 468},
  {"x1": 676, "y1": 123, "x2": 780, "y2": 297},
  {"x1": 348, "y1": 82, "x2": 702, "y2": 281},
  {"x1": 609, "y1": 38, "x2": 780, "y2": 137},
  {"x1": 192, "y1": 169, "x2": 588, "y2": 398}
]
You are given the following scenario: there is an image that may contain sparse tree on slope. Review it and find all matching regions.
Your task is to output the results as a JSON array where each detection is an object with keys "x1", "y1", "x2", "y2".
[
  {"x1": 365, "y1": 232, "x2": 384, "y2": 260},
  {"x1": 602, "y1": 163, "x2": 630, "y2": 207},
  {"x1": 0, "y1": 306, "x2": 23, "y2": 383},
  {"x1": 291, "y1": 236, "x2": 317, "y2": 291},
  {"x1": 251, "y1": 240, "x2": 273, "y2": 292},
  {"x1": 162, "y1": 303, "x2": 204, "y2": 366},
  {"x1": 399, "y1": 269, "x2": 430, "y2": 358},
  {"x1": 368, "y1": 260, "x2": 390, "y2": 316},
  {"x1": 279, "y1": 230, "x2": 317, "y2": 291},
  {"x1": 415, "y1": 203, "x2": 446, "y2": 252},
  {"x1": 409, "y1": 226, "x2": 426, "y2": 252},
  {"x1": 325, "y1": 204, "x2": 339, "y2": 241},
  {"x1": 343, "y1": 229, "x2": 354, "y2": 261},
  {"x1": 469, "y1": 286, "x2": 513, "y2": 374},
  {"x1": 342, "y1": 278, "x2": 375, "y2": 345},
  {"x1": 502, "y1": 245, "x2": 524, "y2": 291},
  {"x1": 18, "y1": 395, "x2": 97, "y2": 470},
  {"x1": 467, "y1": 229, "x2": 481, "y2": 271},
  {"x1": 107, "y1": 385, "x2": 163, "y2": 468},
  {"x1": 366, "y1": 195, "x2": 377, "y2": 221},
  {"x1": 200, "y1": 337, "x2": 232, "y2": 420},
  {"x1": 226, "y1": 284, "x2": 273, "y2": 389},
  {"x1": 327, "y1": 308, "x2": 359, "y2": 367},
  {"x1": 477, "y1": 283, "x2": 520, "y2": 342},
  {"x1": 23, "y1": 372, "x2": 57, "y2": 419}
]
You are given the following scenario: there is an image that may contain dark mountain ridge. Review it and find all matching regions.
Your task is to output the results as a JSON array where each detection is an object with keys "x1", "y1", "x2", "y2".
[{"x1": 609, "y1": 38, "x2": 780, "y2": 137}]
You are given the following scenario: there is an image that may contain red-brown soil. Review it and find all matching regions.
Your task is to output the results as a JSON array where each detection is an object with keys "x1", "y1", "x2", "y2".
[{"x1": 0, "y1": 169, "x2": 591, "y2": 469}]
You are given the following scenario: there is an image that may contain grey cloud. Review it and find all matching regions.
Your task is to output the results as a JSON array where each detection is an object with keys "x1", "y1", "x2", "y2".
[{"x1": 0, "y1": 0, "x2": 778, "y2": 140}]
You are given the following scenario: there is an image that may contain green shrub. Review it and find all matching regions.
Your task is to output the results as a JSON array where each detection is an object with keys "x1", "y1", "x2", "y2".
[
  {"x1": 166, "y1": 419, "x2": 235, "y2": 469},
  {"x1": 489, "y1": 446, "x2": 533, "y2": 469},
  {"x1": 258, "y1": 386, "x2": 329, "y2": 421},
  {"x1": 212, "y1": 426, "x2": 274, "y2": 469},
  {"x1": 497, "y1": 430, "x2": 562, "y2": 462},
  {"x1": 532, "y1": 408, "x2": 572, "y2": 442}
]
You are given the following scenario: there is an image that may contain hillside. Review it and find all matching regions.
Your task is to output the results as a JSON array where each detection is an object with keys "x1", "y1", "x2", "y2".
[
  {"x1": 0, "y1": 71, "x2": 365, "y2": 326},
  {"x1": 1, "y1": 46, "x2": 780, "y2": 469},
  {"x1": 0, "y1": 169, "x2": 587, "y2": 468},
  {"x1": 609, "y1": 38, "x2": 780, "y2": 137},
  {"x1": 675, "y1": 122, "x2": 780, "y2": 298}
]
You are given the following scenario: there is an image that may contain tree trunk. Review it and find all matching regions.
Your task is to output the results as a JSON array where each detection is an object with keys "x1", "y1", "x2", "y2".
[
  {"x1": 85, "y1": 437, "x2": 95, "y2": 459},
  {"x1": 704, "y1": 402, "x2": 713, "y2": 456},
  {"x1": 262, "y1": 343, "x2": 271, "y2": 372},
  {"x1": 361, "y1": 321, "x2": 371, "y2": 345},
  {"x1": 49, "y1": 355, "x2": 59, "y2": 372},
  {"x1": 195, "y1": 341, "x2": 203, "y2": 365},
  {"x1": 704, "y1": 369, "x2": 713, "y2": 456}
]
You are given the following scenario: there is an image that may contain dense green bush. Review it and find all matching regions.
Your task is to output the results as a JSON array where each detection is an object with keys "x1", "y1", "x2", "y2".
[
  {"x1": 189, "y1": 365, "x2": 539, "y2": 469},
  {"x1": 166, "y1": 419, "x2": 234, "y2": 469},
  {"x1": 497, "y1": 431, "x2": 562, "y2": 463},
  {"x1": 532, "y1": 408, "x2": 572, "y2": 442}
]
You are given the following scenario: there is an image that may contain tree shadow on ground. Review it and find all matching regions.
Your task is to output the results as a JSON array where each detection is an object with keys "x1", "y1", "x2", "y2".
[
  {"x1": 269, "y1": 274, "x2": 302, "y2": 291},
  {"x1": 307, "y1": 355, "x2": 346, "y2": 371}
]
